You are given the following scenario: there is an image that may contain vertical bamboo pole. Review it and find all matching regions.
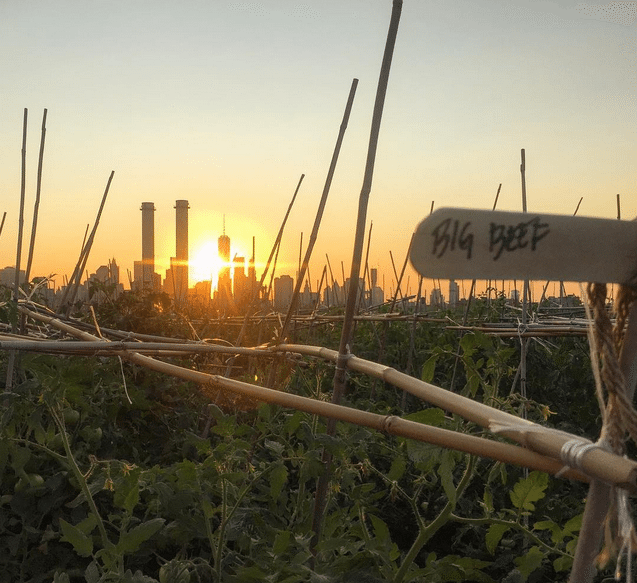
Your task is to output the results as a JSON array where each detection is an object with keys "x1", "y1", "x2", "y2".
[
  {"x1": 358, "y1": 220, "x2": 373, "y2": 310},
  {"x1": 5, "y1": 109, "x2": 28, "y2": 392},
  {"x1": 486, "y1": 183, "x2": 502, "y2": 308},
  {"x1": 13, "y1": 109, "x2": 28, "y2": 318},
  {"x1": 24, "y1": 109, "x2": 47, "y2": 283},
  {"x1": 310, "y1": 0, "x2": 403, "y2": 558},
  {"x1": 326, "y1": 254, "x2": 340, "y2": 306},
  {"x1": 279, "y1": 80, "x2": 358, "y2": 341},
  {"x1": 520, "y1": 149, "x2": 528, "y2": 405}
]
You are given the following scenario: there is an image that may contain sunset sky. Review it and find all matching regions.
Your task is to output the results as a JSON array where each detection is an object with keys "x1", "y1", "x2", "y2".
[{"x1": 1, "y1": 1, "x2": 635, "y2": 300}]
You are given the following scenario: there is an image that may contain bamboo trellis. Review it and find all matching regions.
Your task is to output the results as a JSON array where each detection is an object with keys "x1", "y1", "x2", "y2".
[{"x1": 9, "y1": 303, "x2": 637, "y2": 493}]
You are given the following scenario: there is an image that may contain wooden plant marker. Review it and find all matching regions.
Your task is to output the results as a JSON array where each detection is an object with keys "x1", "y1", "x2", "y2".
[{"x1": 410, "y1": 207, "x2": 637, "y2": 284}]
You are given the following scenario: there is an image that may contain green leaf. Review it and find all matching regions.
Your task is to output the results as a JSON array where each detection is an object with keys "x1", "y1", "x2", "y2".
[
  {"x1": 387, "y1": 456, "x2": 406, "y2": 481},
  {"x1": 114, "y1": 470, "x2": 141, "y2": 515},
  {"x1": 404, "y1": 407, "x2": 446, "y2": 427},
  {"x1": 509, "y1": 471, "x2": 548, "y2": 511},
  {"x1": 369, "y1": 514, "x2": 390, "y2": 544},
  {"x1": 421, "y1": 354, "x2": 438, "y2": 383},
  {"x1": 533, "y1": 519, "x2": 562, "y2": 544},
  {"x1": 515, "y1": 545, "x2": 545, "y2": 579},
  {"x1": 273, "y1": 530, "x2": 291, "y2": 555},
  {"x1": 460, "y1": 333, "x2": 477, "y2": 356},
  {"x1": 116, "y1": 518, "x2": 165, "y2": 555},
  {"x1": 481, "y1": 487, "x2": 494, "y2": 514},
  {"x1": 563, "y1": 513, "x2": 583, "y2": 535},
  {"x1": 84, "y1": 561, "x2": 100, "y2": 583},
  {"x1": 553, "y1": 554, "x2": 574, "y2": 572},
  {"x1": 264, "y1": 439, "x2": 285, "y2": 455},
  {"x1": 269, "y1": 463, "x2": 288, "y2": 500},
  {"x1": 464, "y1": 372, "x2": 480, "y2": 397},
  {"x1": 59, "y1": 518, "x2": 94, "y2": 557},
  {"x1": 485, "y1": 523, "x2": 509, "y2": 555},
  {"x1": 438, "y1": 450, "x2": 457, "y2": 508}
]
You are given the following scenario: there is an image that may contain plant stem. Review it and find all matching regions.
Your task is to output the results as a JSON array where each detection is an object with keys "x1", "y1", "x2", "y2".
[
  {"x1": 394, "y1": 456, "x2": 474, "y2": 583},
  {"x1": 50, "y1": 407, "x2": 114, "y2": 554}
]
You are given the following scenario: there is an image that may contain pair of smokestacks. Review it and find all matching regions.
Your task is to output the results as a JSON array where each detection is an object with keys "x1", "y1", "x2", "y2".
[{"x1": 140, "y1": 200, "x2": 189, "y2": 300}]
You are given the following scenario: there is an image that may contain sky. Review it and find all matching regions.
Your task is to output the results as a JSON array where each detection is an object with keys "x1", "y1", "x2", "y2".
[{"x1": 0, "y1": 0, "x2": 635, "y2": 301}]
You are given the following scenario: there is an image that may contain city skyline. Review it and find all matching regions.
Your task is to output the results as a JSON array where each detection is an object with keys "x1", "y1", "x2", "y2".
[{"x1": 1, "y1": 1, "x2": 635, "y2": 297}]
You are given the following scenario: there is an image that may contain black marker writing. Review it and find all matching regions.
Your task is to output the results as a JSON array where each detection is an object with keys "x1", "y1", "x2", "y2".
[
  {"x1": 489, "y1": 217, "x2": 550, "y2": 260},
  {"x1": 431, "y1": 218, "x2": 474, "y2": 259}
]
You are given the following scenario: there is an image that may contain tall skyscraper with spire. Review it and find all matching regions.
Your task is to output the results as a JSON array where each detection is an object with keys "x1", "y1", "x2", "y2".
[
  {"x1": 217, "y1": 216, "x2": 232, "y2": 312},
  {"x1": 174, "y1": 200, "x2": 190, "y2": 304}
]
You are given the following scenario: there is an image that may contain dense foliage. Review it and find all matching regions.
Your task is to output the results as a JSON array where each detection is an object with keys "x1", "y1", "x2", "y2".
[{"x1": 0, "y1": 291, "x2": 616, "y2": 582}]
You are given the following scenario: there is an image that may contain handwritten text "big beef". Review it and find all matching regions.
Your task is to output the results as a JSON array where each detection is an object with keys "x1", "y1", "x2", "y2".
[{"x1": 431, "y1": 216, "x2": 550, "y2": 261}]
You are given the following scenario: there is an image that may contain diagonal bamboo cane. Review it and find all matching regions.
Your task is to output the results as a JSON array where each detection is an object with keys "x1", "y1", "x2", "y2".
[{"x1": 279, "y1": 78, "x2": 358, "y2": 342}]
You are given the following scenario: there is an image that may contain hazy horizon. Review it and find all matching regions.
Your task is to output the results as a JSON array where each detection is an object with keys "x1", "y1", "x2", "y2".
[{"x1": 1, "y1": 1, "x2": 635, "y2": 299}]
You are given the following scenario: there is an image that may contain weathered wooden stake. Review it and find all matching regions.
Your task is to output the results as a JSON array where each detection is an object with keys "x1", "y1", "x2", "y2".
[{"x1": 311, "y1": 0, "x2": 403, "y2": 558}]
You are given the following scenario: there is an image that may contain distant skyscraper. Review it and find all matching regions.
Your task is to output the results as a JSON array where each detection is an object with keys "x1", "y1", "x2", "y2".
[
  {"x1": 448, "y1": 280, "x2": 459, "y2": 307},
  {"x1": 274, "y1": 275, "x2": 294, "y2": 312},
  {"x1": 217, "y1": 218, "x2": 232, "y2": 312},
  {"x1": 175, "y1": 200, "x2": 189, "y2": 303},
  {"x1": 140, "y1": 202, "x2": 155, "y2": 290}
]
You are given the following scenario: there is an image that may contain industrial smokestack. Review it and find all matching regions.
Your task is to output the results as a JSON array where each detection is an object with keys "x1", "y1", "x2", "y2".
[
  {"x1": 175, "y1": 200, "x2": 189, "y2": 302},
  {"x1": 140, "y1": 202, "x2": 155, "y2": 290}
]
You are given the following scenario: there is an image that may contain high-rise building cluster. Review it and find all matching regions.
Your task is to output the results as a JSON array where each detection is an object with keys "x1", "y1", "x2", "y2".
[{"x1": 133, "y1": 200, "x2": 260, "y2": 314}]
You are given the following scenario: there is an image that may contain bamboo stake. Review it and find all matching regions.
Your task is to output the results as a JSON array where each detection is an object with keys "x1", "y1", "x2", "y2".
[
  {"x1": 519, "y1": 149, "x2": 529, "y2": 406},
  {"x1": 59, "y1": 222, "x2": 90, "y2": 310},
  {"x1": 279, "y1": 79, "x2": 358, "y2": 342},
  {"x1": 325, "y1": 254, "x2": 340, "y2": 306},
  {"x1": 5, "y1": 109, "x2": 28, "y2": 392},
  {"x1": 312, "y1": 0, "x2": 403, "y2": 555},
  {"x1": 255, "y1": 174, "x2": 304, "y2": 304},
  {"x1": 389, "y1": 232, "x2": 414, "y2": 313},
  {"x1": 65, "y1": 171, "x2": 115, "y2": 314},
  {"x1": 403, "y1": 274, "x2": 423, "y2": 408},
  {"x1": 617, "y1": 193, "x2": 621, "y2": 220},
  {"x1": 360, "y1": 221, "x2": 373, "y2": 309},
  {"x1": 24, "y1": 109, "x2": 47, "y2": 283},
  {"x1": 13, "y1": 109, "x2": 28, "y2": 321},
  {"x1": 486, "y1": 183, "x2": 502, "y2": 308}
]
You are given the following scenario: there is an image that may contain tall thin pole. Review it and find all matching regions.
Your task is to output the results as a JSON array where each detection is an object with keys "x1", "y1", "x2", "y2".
[
  {"x1": 326, "y1": 254, "x2": 339, "y2": 306},
  {"x1": 280, "y1": 79, "x2": 358, "y2": 341},
  {"x1": 520, "y1": 149, "x2": 529, "y2": 403},
  {"x1": 617, "y1": 193, "x2": 621, "y2": 220},
  {"x1": 13, "y1": 109, "x2": 28, "y2": 317},
  {"x1": 65, "y1": 171, "x2": 115, "y2": 314},
  {"x1": 24, "y1": 109, "x2": 47, "y2": 283},
  {"x1": 5, "y1": 109, "x2": 28, "y2": 392},
  {"x1": 311, "y1": 0, "x2": 403, "y2": 557}
]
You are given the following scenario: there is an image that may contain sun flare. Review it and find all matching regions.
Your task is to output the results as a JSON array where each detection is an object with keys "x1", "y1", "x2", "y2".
[{"x1": 190, "y1": 241, "x2": 224, "y2": 288}]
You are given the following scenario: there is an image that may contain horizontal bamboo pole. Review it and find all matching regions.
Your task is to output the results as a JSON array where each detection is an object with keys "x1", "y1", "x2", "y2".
[
  {"x1": 277, "y1": 343, "x2": 637, "y2": 490},
  {"x1": 0, "y1": 339, "x2": 275, "y2": 357},
  {"x1": 16, "y1": 306, "x2": 589, "y2": 483}
]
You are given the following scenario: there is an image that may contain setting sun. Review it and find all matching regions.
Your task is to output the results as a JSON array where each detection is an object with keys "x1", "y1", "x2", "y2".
[{"x1": 190, "y1": 241, "x2": 223, "y2": 289}]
